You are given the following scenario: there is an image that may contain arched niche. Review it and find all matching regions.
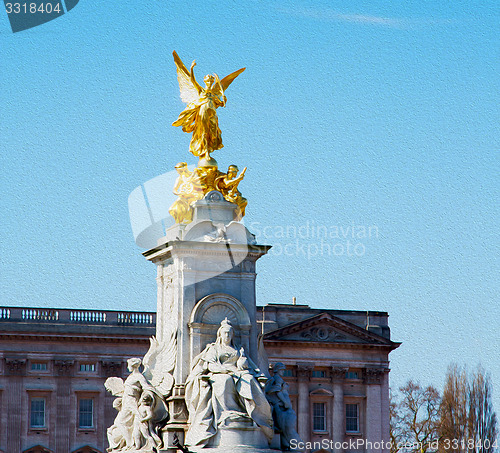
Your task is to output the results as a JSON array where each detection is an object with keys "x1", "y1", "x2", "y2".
[{"x1": 188, "y1": 293, "x2": 251, "y2": 364}]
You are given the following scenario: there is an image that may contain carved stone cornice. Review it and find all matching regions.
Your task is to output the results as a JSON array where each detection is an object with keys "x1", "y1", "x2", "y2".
[
  {"x1": 101, "y1": 361, "x2": 122, "y2": 377},
  {"x1": 5, "y1": 358, "x2": 27, "y2": 375},
  {"x1": 54, "y1": 360, "x2": 75, "y2": 376},
  {"x1": 330, "y1": 366, "x2": 349, "y2": 382},
  {"x1": 364, "y1": 367, "x2": 388, "y2": 384}
]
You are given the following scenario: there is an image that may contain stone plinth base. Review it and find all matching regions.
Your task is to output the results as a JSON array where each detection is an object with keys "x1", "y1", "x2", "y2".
[{"x1": 205, "y1": 420, "x2": 270, "y2": 449}]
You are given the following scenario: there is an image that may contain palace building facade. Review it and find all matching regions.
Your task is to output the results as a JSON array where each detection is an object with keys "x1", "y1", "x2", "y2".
[{"x1": 0, "y1": 303, "x2": 399, "y2": 453}]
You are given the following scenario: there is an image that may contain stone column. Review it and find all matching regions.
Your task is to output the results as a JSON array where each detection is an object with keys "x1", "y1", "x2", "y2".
[
  {"x1": 55, "y1": 360, "x2": 75, "y2": 453},
  {"x1": 331, "y1": 367, "x2": 348, "y2": 453},
  {"x1": 297, "y1": 363, "x2": 312, "y2": 444},
  {"x1": 5, "y1": 358, "x2": 26, "y2": 453},
  {"x1": 365, "y1": 368, "x2": 384, "y2": 453}
]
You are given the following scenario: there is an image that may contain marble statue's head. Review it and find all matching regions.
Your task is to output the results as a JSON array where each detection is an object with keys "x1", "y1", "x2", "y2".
[
  {"x1": 216, "y1": 318, "x2": 234, "y2": 346},
  {"x1": 127, "y1": 357, "x2": 141, "y2": 372}
]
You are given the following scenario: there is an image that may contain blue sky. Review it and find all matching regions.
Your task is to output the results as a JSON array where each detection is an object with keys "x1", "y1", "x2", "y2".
[{"x1": 1, "y1": 1, "x2": 498, "y2": 409}]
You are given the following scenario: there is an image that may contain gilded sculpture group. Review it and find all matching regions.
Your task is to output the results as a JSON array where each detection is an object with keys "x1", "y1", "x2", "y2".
[
  {"x1": 169, "y1": 50, "x2": 248, "y2": 224},
  {"x1": 169, "y1": 162, "x2": 247, "y2": 223}
]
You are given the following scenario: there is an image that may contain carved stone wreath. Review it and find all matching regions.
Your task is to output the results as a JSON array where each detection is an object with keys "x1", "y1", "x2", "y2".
[{"x1": 300, "y1": 327, "x2": 347, "y2": 342}]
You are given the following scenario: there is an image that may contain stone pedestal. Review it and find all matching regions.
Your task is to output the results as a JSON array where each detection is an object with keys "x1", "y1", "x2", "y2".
[
  {"x1": 143, "y1": 240, "x2": 270, "y2": 391},
  {"x1": 142, "y1": 192, "x2": 272, "y2": 449}
]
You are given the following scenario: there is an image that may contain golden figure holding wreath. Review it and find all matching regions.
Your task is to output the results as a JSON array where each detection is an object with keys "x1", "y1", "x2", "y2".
[{"x1": 172, "y1": 51, "x2": 245, "y2": 165}]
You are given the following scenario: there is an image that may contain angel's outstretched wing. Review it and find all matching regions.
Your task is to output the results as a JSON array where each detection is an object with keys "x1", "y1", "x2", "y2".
[
  {"x1": 105, "y1": 377, "x2": 124, "y2": 396},
  {"x1": 220, "y1": 67, "x2": 246, "y2": 91},
  {"x1": 143, "y1": 332, "x2": 177, "y2": 398},
  {"x1": 173, "y1": 51, "x2": 201, "y2": 105},
  {"x1": 211, "y1": 67, "x2": 246, "y2": 101}
]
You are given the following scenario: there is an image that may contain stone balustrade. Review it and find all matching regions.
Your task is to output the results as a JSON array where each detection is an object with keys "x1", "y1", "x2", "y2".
[{"x1": 0, "y1": 306, "x2": 156, "y2": 326}]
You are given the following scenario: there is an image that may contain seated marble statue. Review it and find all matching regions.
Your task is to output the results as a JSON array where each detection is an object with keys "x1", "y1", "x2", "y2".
[
  {"x1": 184, "y1": 318, "x2": 274, "y2": 447},
  {"x1": 105, "y1": 358, "x2": 168, "y2": 452},
  {"x1": 265, "y1": 362, "x2": 302, "y2": 451}
]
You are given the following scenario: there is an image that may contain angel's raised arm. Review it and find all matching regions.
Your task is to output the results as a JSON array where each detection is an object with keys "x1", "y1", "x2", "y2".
[
  {"x1": 172, "y1": 51, "x2": 202, "y2": 104},
  {"x1": 189, "y1": 61, "x2": 202, "y2": 94}
]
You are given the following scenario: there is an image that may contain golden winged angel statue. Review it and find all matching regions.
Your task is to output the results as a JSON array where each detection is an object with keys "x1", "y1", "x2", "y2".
[{"x1": 172, "y1": 51, "x2": 245, "y2": 163}]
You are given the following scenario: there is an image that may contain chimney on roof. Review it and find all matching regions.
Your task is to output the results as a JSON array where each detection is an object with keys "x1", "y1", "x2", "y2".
[{"x1": 292, "y1": 296, "x2": 296, "y2": 305}]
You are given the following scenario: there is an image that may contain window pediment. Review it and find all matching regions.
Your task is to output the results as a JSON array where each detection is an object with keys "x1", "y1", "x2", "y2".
[
  {"x1": 310, "y1": 388, "x2": 334, "y2": 396},
  {"x1": 23, "y1": 446, "x2": 53, "y2": 453},
  {"x1": 71, "y1": 446, "x2": 102, "y2": 453}
]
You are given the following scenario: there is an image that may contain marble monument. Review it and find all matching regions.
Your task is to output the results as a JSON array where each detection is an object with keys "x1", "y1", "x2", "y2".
[{"x1": 105, "y1": 51, "x2": 300, "y2": 452}]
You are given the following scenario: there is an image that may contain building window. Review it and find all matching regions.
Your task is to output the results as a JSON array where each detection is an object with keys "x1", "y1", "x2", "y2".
[
  {"x1": 79, "y1": 363, "x2": 96, "y2": 372},
  {"x1": 79, "y1": 398, "x2": 94, "y2": 428},
  {"x1": 345, "y1": 370, "x2": 359, "y2": 380},
  {"x1": 30, "y1": 398, "x2": 46, "y2": 428},
  {"x1": 313, "y1": 402, "x2": 326, "y2": 431},
  {"x1": 312, "y1": 370, "x2": 326, "y2": 378},
  {"x1": 31, "y1": 362, "x2": 47, "y2": 371},
  {"x1": 282, "y1": 368, "x2": 294, "y2": 377},
  {"x1": 346, "y1": 403, "x2": 359, "y2": 432}
]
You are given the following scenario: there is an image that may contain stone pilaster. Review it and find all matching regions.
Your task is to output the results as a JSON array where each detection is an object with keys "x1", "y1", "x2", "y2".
[
  {"x1": 5, "y1": 358, "x2": 26, "y2": 453},
  {"x1": 297, "y1": 363, "x2": 313, "y2": 443},
  {"x1": 365, "y1": 368, "x2": 385, "y2": 453},
  {"x1": 381, "y1": 369, "x2": 391, "y2": 453},
  {"x1": 104, "y1": 391, "x2": 117, "y2": 449},
  {"x1": 55, "y1": 360, "x2": 75, "y2": 453},
  {"x1": 331, "y1": 366, "x2": 348, "y2": 452}
]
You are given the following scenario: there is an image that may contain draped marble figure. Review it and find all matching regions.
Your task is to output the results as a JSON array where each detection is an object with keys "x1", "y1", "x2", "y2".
[
  {"x1": 184, "y1": 318, "x2": 274, "y2": 447},
  {"x1": 105, "y1": 358, "x2": 169, "y2": 452}
]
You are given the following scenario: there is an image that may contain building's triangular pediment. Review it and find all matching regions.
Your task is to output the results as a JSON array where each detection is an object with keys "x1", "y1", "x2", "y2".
[{"x1": 263, "y1": 312, "x2": 394, "y2": 346}]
